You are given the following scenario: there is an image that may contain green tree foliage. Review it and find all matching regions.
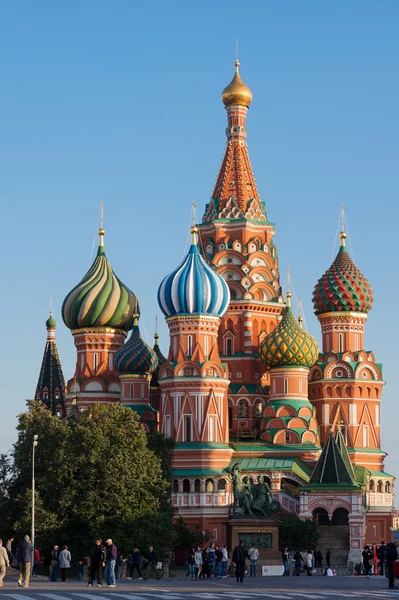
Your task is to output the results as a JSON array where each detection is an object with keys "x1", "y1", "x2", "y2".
[
  {"x1": 7, "y1": 403, "x2": 174, "y2": 558},
  {"x1": 172, "y1": 516, "x2": 213, "y2": 548},
  {"x1": 279, "y1": 513, "x2": 320, "y2": 551}
]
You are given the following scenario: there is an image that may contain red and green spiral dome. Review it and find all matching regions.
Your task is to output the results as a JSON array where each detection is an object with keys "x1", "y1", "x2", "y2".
[{"x1": 313, "y1": 233, "x2": 373, "y2": 316}]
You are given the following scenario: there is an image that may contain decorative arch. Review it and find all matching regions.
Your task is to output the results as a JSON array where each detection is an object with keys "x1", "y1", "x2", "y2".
[
  {"x1": 266, "y1": 417, "x2": 286, "y2": 430},
  {"x1": 298, "y1": 406, "x2": 312, "y2": 417},
  {"x1": 287, "y1": 417, "x2": 308, "y2": 429},
  {"x1": 356, "y1": 364, "x2": 380, "y2": 380},
  {"x1": 276, "y1": 405, "x2": 296, "y2": 418},
  {"x1": 218, "y1": 478, "x2": 226, "y2": 491},
  {"x1": 264, "y1": 406, "x2": 275, "y2": 417},
  {"x1": 302, "y1": 431, "x2": 316, "y2": 443},
  {"x1": 274, "y1": 430, "x2": 299, "y2": 444},
  {"x1": 183, "y1": 478, "x2": 190, "y2": 493},
  {"x1": 325, "y1": 362, "x2": 353, "y2": 379},
  {"x1": 205, "y1": 478, "x2": 214, "y2": 493}
]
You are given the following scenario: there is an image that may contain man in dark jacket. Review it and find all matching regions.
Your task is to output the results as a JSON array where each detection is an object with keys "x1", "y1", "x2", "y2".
[
  {"x1": 386, "y1": 541, "x2": 398, "y2": 589},
  {"x1": 105, "y1": 539, "x2": 118, "y2": 587},
  {"x1": 128, "y1": 548, "x2": 142, "y2": 580},
  {"x1": 378, "y1": 541, "x2": 387, "y2": 576},
  {"x1": 232, "y1": 539, "x2": 246, "y2": 583},
  {"x1": 17, "y1": 535, "x2": 33, "y2": 588},
  {"x1": 88, "y1": 538, "x2": 106, "y2": 587},
  {"x1": 143, "y1": 546, "x2": 160, "y2": 580},
  {"x1": 50, "y1": 545, "x2": 59, "y2": 582}
]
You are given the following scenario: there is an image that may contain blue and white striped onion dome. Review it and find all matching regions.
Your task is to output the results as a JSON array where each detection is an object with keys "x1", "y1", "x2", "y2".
[{"x1": 157, "y1": 227, "x2": 230, "y2": 318}]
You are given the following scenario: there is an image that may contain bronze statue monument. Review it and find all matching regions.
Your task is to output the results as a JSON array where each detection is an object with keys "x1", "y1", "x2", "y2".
[{"x1": 227, "y1": 463, "x2": 280, "y2": 517}]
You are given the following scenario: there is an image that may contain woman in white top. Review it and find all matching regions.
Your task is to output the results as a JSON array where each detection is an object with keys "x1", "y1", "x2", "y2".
[
  {"x1": 194, "y1": 547, "x2": 203, "y2": 580},
  {"x1": 248, "y1": 544, "x2": 259, "y2": 577},
  {"x1": 220, "y1": 545, "x2": 228, "y2": 578}
]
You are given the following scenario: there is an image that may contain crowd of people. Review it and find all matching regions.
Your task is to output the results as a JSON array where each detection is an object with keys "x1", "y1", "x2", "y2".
[{"x1": 362, "y1": 540, "x2": 399, "y2": 588}]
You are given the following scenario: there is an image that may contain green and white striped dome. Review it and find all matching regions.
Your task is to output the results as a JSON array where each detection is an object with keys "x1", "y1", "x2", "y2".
[{"x1": 62, "y1": 229, "x2": 138, "y2": 331}]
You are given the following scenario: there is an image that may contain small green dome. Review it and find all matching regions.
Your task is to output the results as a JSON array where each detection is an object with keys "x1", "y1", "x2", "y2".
[
  {"x1": 259, "y1": 294, "x2": 319, "y2": 369},
  {"x1": 46, "y1": 312, "x2": 57, "y2": 329},
  {"x1": 62, "y1": 229, "x2": 139, "y2": 331}
]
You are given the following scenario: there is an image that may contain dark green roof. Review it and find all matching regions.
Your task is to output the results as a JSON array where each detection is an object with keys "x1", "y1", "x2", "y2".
[
  {"x1": 335, "y1": 429, "x2": 356, "y2": 480},
  {"x1": 309, "y1": 433, "x2": 355, "y2": 487},
  {"x1": 172, "y1": 469, "x2": 224, "y2": 477},
  {"x1": 228, "y1": 383, "x2": 266, "y2": 394},
  {"x1": 226, "y1": 457, "x2": 312, "y2": 482}
]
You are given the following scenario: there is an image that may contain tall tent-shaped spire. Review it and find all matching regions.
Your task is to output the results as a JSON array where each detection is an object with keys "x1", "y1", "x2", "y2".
[
  {"x1": 309, "y1": 432, "x2": 354, "y2": 486},
  {"x1": 35, "y1": 311, "x2": 66, "y2": 417},
  {"x1": 335, "y1": 426, "x2": 356, "y2": 481}
]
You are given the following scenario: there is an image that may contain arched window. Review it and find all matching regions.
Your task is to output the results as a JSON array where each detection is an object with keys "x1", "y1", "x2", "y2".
[
  {"x1": 172, "y1": 479, "x2": 179, "y2": 493},
  {"x1": 285, "y1": 431, "x2": 290, "y2": 444},
  {"x1": 194, "y1": 479, "x2": 201, "y2": 493},
  {"x1": 377, "y1": 480, "x2": 383, "y2": 493},
  {"x1": 218, "y1": 479, "x2": 226, "y2": 492},
  {"x1": 187, "y1": 335, "x2": 192, "y2": 357},
  {"x1": 206, "y1": 479, "x2": 214, "y2": 492},
  {"x1": 183, "y1": 479, "x2": 190, "y2": 493},
  {"x1": 238, "y1": 399, "x2": 249, "y2": 418},
  {"x1": 362, "y1": 425, "x2": 369, "y2": 448},
  {"x1": 226, "y1": 338, "x2": 233, "y2": 356},
  {"x1": 385, "y1": 481, "x2": 391, "y2": 494},
  {"x1": 93, "y1": 352, "x2": 98, "y2": 373},
  {"x1": 369, "y1": 479, "x2": 375, "y2": 492}
]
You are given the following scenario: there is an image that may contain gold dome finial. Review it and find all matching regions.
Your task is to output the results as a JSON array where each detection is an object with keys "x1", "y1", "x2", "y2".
[
  {"x1": 222, "y1": 61, "x2": 253, "y2": 108},
  {"x1": 340, "y1": 231, "x2": 347, "y2": 247},
  {"x1": 190, "y1": 225, "x2": 199, "y2": 245},
  {"x1": 298, "y1": 315, "x2": 303, "y2": 327},
  {"x1": 286, "y1": 291, "x2": 292, "y2": 307}
]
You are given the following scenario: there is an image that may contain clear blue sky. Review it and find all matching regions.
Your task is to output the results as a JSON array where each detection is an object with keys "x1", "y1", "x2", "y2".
[{"x1": 1, "y1": 1, "x2": 398, "y2": 483}]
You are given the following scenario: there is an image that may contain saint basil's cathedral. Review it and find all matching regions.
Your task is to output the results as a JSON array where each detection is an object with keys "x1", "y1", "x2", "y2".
[{"x1": 34, "y1": 61, "x2": 394, "y2": 564}]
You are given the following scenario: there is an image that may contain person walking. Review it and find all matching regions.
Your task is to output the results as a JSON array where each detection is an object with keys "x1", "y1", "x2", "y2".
[
  {"x1": 371, "y1": 543, "x2": 380, "y2": 576},
  {"x1": 314, "y1": 548, "x2": 323, "y2": 569},
  {"x1": 194, "y1": 546, "x2": 202, "y2": 580},
  {"x1": 304, "y1": 550, "x2": 313, "y2": 575},
  {"x1": 0, "y1": 539, "x2": 10, "y2": 587},
  {"x1": 215, "y1": 545, "x2": 222, "y2": 578},
  {"x1": 248, "y1": 543, "x2": 259, "y2": 577},
  {"x1": 362, "y1": 545, "x2": 373, "y2": 578},
  {"x1": 208, "y1": 543, "x2": 216, "y2": 578},
  {"x1": 186, "y1": 547, "x2": 195, "y2": 580},
  {"x1": 143, "y1": 546, "x2": 160, "y2": 580},
  {"x1": 127, "y1": 548, "x2": 142, "y2": 580},
  {"x1": 293, "y1": 550, "x2": 302, "y2": 576},
  {"x1": 88, "y1": 538, "x2": 106, "y2": 587},
  {"x1": 5, "y1": 537, "x2": 15, "y2": 567},
  {"x1": 50, "y1": 545, "x2": 59, "y2": 581},
  {"x1": 59, "y1": 545, "x2": 71, "y2": 582},
  {"x1": 378, "y1": 541, "x2": 387, "y2": 576},
  {"x1": 32, "y1": 548, "x2": 41, "y2": 576},
  {"x1": 105, "y1": 539, "x2": 117, "y2": 587},
  {"x1": 117, "y1": 554, "x2": 126, "y2": 579},
  {"x1": 232, "y1": 539, "x2": 246, "y2": 583},
  {"x1": 220, "y1": 545, "x2": 228, "y2": 579},
  {"x1": 386, "y1": 540, "x2": 399, "y2": 589},
  {"x1": 282, "y1": 547, "x2": 290, "y2": 576},
  {"x1": 17, "y1": 535, "x2": 33, "y2": 588},
  {"x1": 201, "y1": 548, "x2": 210, "y2": 579}
]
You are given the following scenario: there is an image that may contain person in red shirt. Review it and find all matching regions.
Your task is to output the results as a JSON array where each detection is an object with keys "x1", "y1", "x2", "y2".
[{"x1": 32, "y1": 549, "x2": 41, "y2": 576}]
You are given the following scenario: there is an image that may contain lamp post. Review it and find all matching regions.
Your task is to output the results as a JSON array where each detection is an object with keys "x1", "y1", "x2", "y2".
[{"x1": 32, "y1": 435, "x2": 38, "y2": 556}]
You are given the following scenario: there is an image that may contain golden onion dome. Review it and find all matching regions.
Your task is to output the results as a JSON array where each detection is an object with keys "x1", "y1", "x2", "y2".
[{"x1": 222, "y1": 61, "x2": 253, "y2": 108}]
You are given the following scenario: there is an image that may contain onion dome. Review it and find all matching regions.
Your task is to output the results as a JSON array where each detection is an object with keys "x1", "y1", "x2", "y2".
[
  {"x1": 46, "y1": 311, "x2": 57, "y2": 329},
  {"x1": 62, "y1": 228, "x2": 138, "y2": 331},
  {"x1": 222, "y1": 60, "x2": 253, "y2": 108},
  {"x1": 260, "y1": 293, "x2": 319, "y2": 368},
  {"x1": 313, "y1": 232, "x2": 373, "y2": 316},
  {"x1": 158, "y1": 226, "x2": 230, "y2": 318},
  {"x1": 114, "y1": 317, "x2": 159, "y2": 375}
]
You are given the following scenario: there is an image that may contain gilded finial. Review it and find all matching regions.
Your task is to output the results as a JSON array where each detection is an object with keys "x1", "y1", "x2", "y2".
[
  {"x1": 99, "y1": 200, "x2": 105, "y2": 246},
  {"x1": 286, "y1": 291, "x2": 292, "y2": 307},
  {"x1": 222, "y1": 60, "x2": 253, "y2": 108},
  {"x1": 298, "y1": 316, "x2": 303, "y2": 327},
  {"x1": 340, "y1": 231, "x2": 347, "y2": 247},
  {"x1": 190, "y1": 225, "x2": 199, "y2": 245},
  {"x1": 154, "y1": 315, "x2": 159, "y2": 343}
]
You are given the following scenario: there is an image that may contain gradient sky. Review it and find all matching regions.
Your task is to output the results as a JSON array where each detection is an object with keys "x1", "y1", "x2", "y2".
[{"x1": 1, "y1": 1, "x2": 398, "y2": 485}]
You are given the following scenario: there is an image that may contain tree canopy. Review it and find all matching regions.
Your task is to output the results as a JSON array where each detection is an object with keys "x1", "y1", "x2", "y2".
[
  {"x1": 1, "y1": 403, "x2": 175, "y2": 559},
  {"x1": 279, "y1": 512, "x2": 320, "y2": 551}
]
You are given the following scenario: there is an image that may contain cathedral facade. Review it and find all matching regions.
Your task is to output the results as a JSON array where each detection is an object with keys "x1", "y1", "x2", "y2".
[{"x1": 35, "y1": 61, "x2": 394, "y2": 563}]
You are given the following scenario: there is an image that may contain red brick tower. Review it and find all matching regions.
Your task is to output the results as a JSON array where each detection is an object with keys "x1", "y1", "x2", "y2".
[
  {"x1": 199, "y1": 61, "x2": 284, "y2": 436},
  {"x1": 309, "y1": 230, "x2": 385, "y2": 471}
]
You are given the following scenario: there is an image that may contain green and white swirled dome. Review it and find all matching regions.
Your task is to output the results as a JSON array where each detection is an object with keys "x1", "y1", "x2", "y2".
[{"x1": 62, "y1": 228, "x2": 138, "y2": 331}]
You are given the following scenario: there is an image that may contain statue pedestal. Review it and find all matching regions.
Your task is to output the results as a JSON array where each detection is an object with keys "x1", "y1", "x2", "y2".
[{"x1": 225, "y1": 518, "x2": 281, "y2": 565}]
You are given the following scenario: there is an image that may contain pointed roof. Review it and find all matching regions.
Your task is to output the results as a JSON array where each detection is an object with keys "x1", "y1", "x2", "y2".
[
  {"x1": 335, "y1": 427, "x2": 356, "y2": 481},
  {"x1": 151, "y1": 331, "x2": 167, "y2": 388},
  {"x1": 35, "y1": 312, "x2": 66, "y2": 416},
  {"x1": 202, "y1": 62, "x2": 267, "y2": 223},
  {"x1": 309, "y1": 431, "x2": 354, "y2": 486}
]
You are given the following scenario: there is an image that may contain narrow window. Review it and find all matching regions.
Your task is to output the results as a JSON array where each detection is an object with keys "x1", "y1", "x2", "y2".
[
  {"x1": 362, "y1": 425, "x2": 369, "y2": 447},
  {"x1": 213, "y1": 529, "x2": 218, "y2": 540},
  {"x1": 209, "y1": 416, "x2": 215, "y2": 442},
  {"x1": 226, "y1": 338, "x2": 233, "y2": 356},
  {"x1": 339, "y1": 333, "x2": 344, "y2": 353},
  {"x1": 228, "y1": 406, "x2": 233, "y2": 429},
  {"x1": 204, "y1": 335, "x2": 209, "y2": 357},
  {"x1": 185, "y1": 416, "x2": 192, "y2": 442},
  {"x1": 354, "y1": 334, "x2": 359, "y2": 352},
  {"x1": 173, "y1": 336, "x2": 177, "y2": 358},
  {"x1": 130, "y1": 384, "x2": 134, "y2": 399},
  {"x1": 141, "y1": 383, "x2": 144, "y2": 399},
  {"x1": 299, "y1": 378, "x2": 302, "y2": 394},
  {"x1": 93, "y1": 352, "x2": 98, "y2": 373},
  {"x1": 284, "y1": 378, "x2": 288, "y2": 394},
  {"x1": 187, "y1": 335, "x2": 192, "y2": 357},
  {"x1": 285, "y1": 431, "x2": 290, "y2": 443}
]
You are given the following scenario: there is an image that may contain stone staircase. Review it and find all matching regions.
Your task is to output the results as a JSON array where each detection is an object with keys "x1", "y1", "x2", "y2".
[{"x1": 318, "y1": 525, "x2": 350, "y2": 566}]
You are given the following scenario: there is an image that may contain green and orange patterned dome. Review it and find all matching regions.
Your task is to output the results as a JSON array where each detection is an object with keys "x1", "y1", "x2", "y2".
[
  {"x1": 114, "y1": 317, "x2": 159, "y2": 375},
  {"x1": 260, "y1": 294, "x2": 319, "y2": 369},
  {"x1": 62, "y1": 228, "x2": 138, "y2": 331},
  {"x1": 313, "y1": 232, "x2": 373, "y2": 316}
]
